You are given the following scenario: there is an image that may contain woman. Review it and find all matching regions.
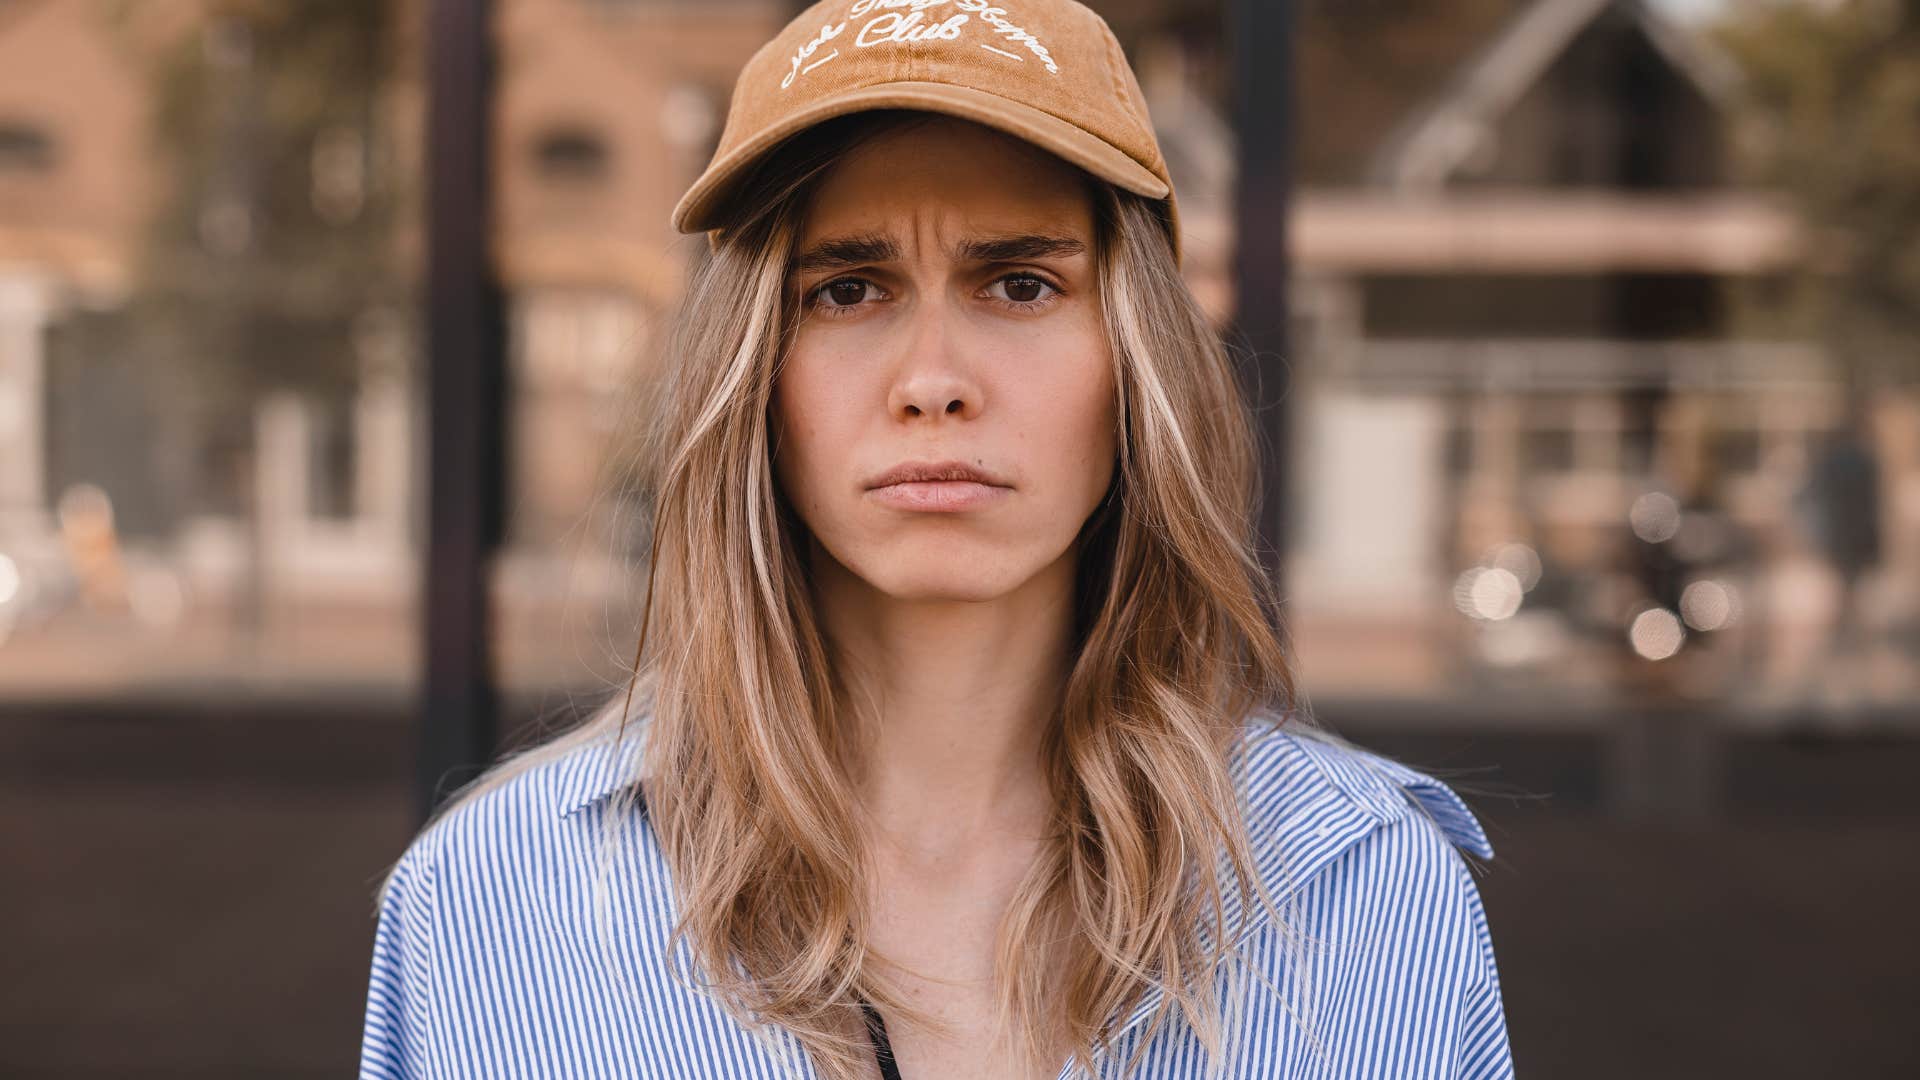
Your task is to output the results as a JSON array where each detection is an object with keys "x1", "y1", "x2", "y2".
[{"x1": 359, "y1": 2, "x2": 1512, "y2": 1078}]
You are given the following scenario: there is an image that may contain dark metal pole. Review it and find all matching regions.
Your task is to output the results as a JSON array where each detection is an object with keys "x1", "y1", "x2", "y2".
[
  {"x1": 419, "y1": 0, "x2": 504, "y2": 822},
  {"x1": 1229, "y1": 0, "x2": 1295, "y2": 589}
]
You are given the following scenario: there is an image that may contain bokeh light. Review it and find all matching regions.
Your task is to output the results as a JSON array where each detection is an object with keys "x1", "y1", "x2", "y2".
[
  {"x1": 1456, "y1": 566, "x2": 1525, "y2": 621},
  {"x1": 1680, "y1": 579, "x2": 1739, "y2": 632},
  {"x1": 1628, "y1": 607, "x2": 1686, "y2": 660},
  {"x1": 1488, "y1": 542, "x2": 1544, "y2": 591},
  {"x1": 1628, "y1": 492, "x2": 1682, "y2": 544}
]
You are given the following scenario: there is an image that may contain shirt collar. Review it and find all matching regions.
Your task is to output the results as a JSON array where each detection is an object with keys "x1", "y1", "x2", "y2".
[
  {"x1": 1200, "y1": 717, "x2": 1497, "y2": 949},
  {"x1": 1096, "y1": 717, "x2": 1495, "y2": 1061},
  {"x1": 1275, "y1": 724, "x2": 1496, "y2": 859},
  {"x1": 555, "y1": 726, "x2": 648, "y2": 819}
]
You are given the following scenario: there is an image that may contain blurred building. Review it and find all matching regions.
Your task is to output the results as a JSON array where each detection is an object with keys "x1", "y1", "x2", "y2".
[
  {"x1": 0, "y1": 0, "x2": 782, "y2": 684},
  {"x1": 1282, "y1": 0, "x2": 1916, "y2": 708},
  {"x1": 0, "y1": 0, "x2": 1912, "y2": 708},
  {"x1": 0, "y1": 0, "x2": 154, "y2": 558}
]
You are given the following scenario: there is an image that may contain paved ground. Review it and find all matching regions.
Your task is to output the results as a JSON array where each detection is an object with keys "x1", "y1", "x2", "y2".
[{"x1": 4, "y1": 701, "x2": 1916, "y2": 1079}]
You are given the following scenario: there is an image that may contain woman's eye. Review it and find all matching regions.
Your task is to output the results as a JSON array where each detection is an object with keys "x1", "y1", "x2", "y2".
[
  {"x1": 816, "y1": 278, "x2": 877, "y2": 310},
  {"x1": 988, "y1": 274, "x2": 1058, "y2": 306}
]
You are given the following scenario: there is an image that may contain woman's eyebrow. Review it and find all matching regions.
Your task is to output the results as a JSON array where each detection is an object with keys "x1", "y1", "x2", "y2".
[
  {"x1": 956, "y1": 233, "x2": 1087, "y2": 264},
  {"x1": 790, "y1": 234, "x2": 899, "y2": 275},
  {"x1": 789, "y1": 232, "x2": 1088, "y2": 275}
]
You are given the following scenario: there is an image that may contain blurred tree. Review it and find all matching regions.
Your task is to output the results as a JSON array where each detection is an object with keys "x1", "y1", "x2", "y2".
[
  {"x1": 110, "y1": 0, "x2": 410, "y2": 457},
  {"x1": 95, "y1": 0, "x2": 412, "y2": 628},
  {"x1": 1714, "y1": 0, "x2": 1920, "y2": 383}
]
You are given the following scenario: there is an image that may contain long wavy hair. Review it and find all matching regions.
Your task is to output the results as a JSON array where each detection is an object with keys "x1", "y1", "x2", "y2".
[{"x1": 407, "y1": 110, "x2": 1300, "y2": 1079}]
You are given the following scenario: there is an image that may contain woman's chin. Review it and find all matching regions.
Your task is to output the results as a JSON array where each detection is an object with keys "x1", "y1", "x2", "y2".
[
  {"x1": 866, "y1": 567, "x2": 1028, "y2": 604},
  {"x1": 812, "y1": 529, "x2": 1076, "y2": 606},
  {"x1": 851, "y1": 551, "x2": 1049, "y2": 605}
]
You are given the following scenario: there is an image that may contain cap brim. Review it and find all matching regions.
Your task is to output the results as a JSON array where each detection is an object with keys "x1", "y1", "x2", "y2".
[{"x1": 670, "y1": 80, "x2": 1171, "y2": 235}]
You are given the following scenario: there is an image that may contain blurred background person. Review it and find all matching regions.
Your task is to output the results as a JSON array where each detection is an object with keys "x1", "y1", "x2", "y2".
[{"x1": 1791, "y1": 405, "x2": 1885, "y2": 722}]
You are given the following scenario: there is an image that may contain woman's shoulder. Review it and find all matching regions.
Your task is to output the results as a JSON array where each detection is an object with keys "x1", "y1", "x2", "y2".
[
  {"x1": 1229, "y1": 712, "x2": 1497, "y2": 906},
  {"x1": 1222, "y1": 714, "x2": 1512, "y2": 1076},
  {"x1": 1226, "y1": 713, "x2": 1506, "y2": 995},
  {"x1": 379, "y1": 723, "x2": 647, "y2": 896}
]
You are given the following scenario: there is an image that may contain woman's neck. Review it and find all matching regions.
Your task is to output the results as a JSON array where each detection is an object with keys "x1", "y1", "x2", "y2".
[{"x1": 813, "y1": 543, "x2": 1076, "y2": 849}]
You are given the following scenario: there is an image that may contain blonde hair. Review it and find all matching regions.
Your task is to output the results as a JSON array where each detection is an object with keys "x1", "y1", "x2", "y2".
[{"x1": 406, "y1": 111, "x2": 1299, "y2": 1079}]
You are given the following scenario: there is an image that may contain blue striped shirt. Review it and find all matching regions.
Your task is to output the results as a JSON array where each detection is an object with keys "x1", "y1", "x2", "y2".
[{"x1": 358, "y1": 718, "x2": 1513, "y2": 1078}]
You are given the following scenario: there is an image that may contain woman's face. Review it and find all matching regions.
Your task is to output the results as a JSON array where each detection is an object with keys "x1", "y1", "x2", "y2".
[{"x1": 772, "y1": 117, "x2": 1117, "y2": 603}]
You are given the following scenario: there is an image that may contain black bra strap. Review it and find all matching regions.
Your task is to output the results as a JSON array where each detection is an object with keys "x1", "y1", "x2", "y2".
[{"x1": 857, "y1": 995, "x2": 903, "y2": 1080}]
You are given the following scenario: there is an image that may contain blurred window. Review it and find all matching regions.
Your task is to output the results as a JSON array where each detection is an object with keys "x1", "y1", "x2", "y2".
[
  {"x1": 1523, "y1": 426, "x2": 1578, "y2": 475},
  {"x1": 532, "y1": 127, "x2": 610, "y2": 183},
  {"x1": 1712, "y1": 426, "x2": 1763, "y2": 477},
  {"x1": 1361, "y1": 275, "x2": 1722, "y2": 340},
  {"x1": 1629, "y1": 389, "x2": 1665, "y2": 465},
  {"x1": 309, "y1": 395, "x2": 359, "y2": 522},
  {"x1": 1444, "y1": 412, "x2": 1474, "y2": 477},
  {"x1": 0, "y1": 120, "x2": 54, "y2": 172}
]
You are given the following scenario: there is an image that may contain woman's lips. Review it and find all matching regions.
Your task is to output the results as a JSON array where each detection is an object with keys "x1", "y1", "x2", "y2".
[
  {"x1": 866, "y1": 479, "x2": 1010, "y2": 512},
  {"x1": 862, "y1": 459, "x2": 1012, "y2": 512}
]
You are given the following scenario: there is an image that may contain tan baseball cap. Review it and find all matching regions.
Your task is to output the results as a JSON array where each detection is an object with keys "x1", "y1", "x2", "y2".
[{"x1": 670, "y1": 0, "x2": 1179, "y2": 259}]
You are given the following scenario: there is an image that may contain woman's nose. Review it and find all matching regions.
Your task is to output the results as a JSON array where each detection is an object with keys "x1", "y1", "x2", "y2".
[{"x1": 886, "y1": 299, "x2": 983, "y2": 421}]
